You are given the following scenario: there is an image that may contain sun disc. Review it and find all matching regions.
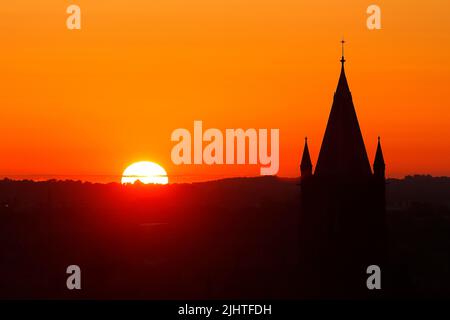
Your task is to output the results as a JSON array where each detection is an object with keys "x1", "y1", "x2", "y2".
[{"x1": 121, "y1": 161, "x2": 168, "y2": 185}]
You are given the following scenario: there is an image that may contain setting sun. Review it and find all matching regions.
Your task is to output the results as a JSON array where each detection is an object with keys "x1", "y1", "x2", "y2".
[{"x1": 121, "y1": 161, "x2": 169, "y2": 185}]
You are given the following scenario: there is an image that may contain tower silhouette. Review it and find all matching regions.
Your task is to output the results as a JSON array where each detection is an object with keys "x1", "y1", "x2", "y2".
[{"x1": 299, "y1": 42, "x2": 387, "y2": 298}]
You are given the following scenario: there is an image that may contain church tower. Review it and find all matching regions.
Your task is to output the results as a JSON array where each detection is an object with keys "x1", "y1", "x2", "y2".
[{"x1": 299, "y1": 41, "x2": 387, "y2": 298}]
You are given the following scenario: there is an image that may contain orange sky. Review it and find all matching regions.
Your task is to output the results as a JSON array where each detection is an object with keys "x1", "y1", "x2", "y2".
[{"x1": 1, "y1": 0, "x2": 449, "y2": 183}]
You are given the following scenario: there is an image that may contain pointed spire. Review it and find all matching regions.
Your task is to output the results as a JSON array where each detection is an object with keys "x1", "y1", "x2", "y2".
[
  {"x1": 374, "y1": 136, "x2": 385, "y2": 178},
  {"x1": 300, "y1": 137, "x2": 313, "y2": 178},
  {"x1": 315, "y1": 40, "x2": 372, "y2": 178},
  {"x1": 336, "y1": 63, "x2": 350, "y2": 95}
]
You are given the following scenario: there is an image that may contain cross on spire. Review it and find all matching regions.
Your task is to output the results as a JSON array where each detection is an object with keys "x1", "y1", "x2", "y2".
[{"x1": 340, "y1": 38, "x2": 346, "y2": 64}]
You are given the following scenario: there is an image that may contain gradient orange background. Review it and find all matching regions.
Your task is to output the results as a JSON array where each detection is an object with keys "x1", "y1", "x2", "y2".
[{"x1": 1, "y1": 0, "x2": 449, "y2": 182}]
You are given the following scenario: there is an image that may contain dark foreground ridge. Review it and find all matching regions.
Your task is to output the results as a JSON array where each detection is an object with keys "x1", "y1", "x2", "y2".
[{"x1": 0, "y1": 175, "x2": 449, "y2": 299}]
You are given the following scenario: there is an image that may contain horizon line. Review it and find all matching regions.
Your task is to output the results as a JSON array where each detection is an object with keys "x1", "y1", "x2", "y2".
[{"x1": 0, "y1": 173, "x2": 445, "y2": 186}]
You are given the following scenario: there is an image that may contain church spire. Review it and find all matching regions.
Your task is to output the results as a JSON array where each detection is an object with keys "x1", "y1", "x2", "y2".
[
  {"x1": 314, "y1": 40, "x2": 372, "y2": 178},
  {"x1": 373, "y1": 136, "x2": 385, "y2": 179},
  {"x1": 300, "y1": 137, "x2": 313, "y2": 178}
]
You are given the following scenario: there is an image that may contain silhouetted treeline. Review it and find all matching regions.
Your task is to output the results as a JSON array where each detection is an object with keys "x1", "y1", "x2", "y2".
[{"x1": 0, "y1": 175, "x2": 449, "y2": 299}]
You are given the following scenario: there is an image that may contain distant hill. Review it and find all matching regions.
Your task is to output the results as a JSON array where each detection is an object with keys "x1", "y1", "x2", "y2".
[{"x1": 387, "y1": 175, "x2": 450, "y2": 207}]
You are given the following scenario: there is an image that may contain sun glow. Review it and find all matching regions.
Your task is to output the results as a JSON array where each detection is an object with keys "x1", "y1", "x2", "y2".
[{"x1": 121, "y1": 161, "x2": 169, "y2": 185}]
